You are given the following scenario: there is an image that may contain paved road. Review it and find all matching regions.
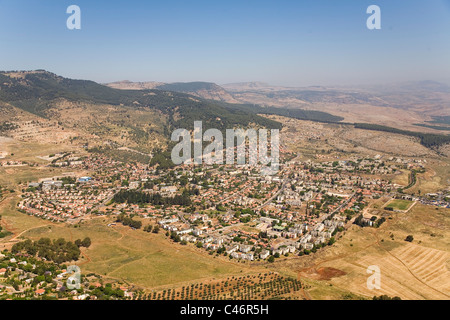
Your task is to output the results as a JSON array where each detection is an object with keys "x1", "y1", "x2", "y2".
[{"x1": 255, "y1": 178, "x2": 289, "y2": 210}]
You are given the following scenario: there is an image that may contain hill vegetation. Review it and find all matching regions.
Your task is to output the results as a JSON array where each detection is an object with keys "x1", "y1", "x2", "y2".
[
  {"x1": 354, "y1": 123, "x2": 450, "y2": 148},
  {"x1": 0, "y1": 71, "x2": 281, "y2": 135},
  {"x1": 11, "y1": 237, "x2": 90, "y2": 264},
  {"x1": 1, "y1": 70, "x2": 447, "y2": 154},
  {"x1": 220, "y1": 103, "x2": 344, "y2": 123},
  {"x1": 113, "y1": 190, "x2": 192, "y2": 207}
]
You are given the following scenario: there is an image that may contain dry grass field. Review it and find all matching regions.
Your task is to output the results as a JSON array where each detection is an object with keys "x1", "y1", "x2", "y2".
[
  {"x1": 406, "y1": 160, "x2": 450, "y2": 195},
  {"x1": 389, "y1": 169, "x2": 410, "y2": 187},
  {"x1": 269, "y1": 115, "x2": 441, "y2": 160},
  {"x1": 0, "y1": 204, "x2": 267, "y2": 290},
  {"x1": 289, "y1": 203, "x2": 450, "y2": 300}
]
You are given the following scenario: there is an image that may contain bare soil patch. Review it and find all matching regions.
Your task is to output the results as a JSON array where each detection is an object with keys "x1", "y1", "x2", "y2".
[{"x1": 299, "y1": 267, "x2": 347, "y2": 281}]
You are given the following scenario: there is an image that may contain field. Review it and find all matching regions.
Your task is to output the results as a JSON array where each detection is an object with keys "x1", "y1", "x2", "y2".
[
  {"x1": 0, "y1": 203, "x2": 271, "y2": 290},
  {"x1": 284, "y1": 203, "x2": 450, "y2": 300},
  {"x1": 389, "y1": 169, "x2": 410, "y2": 187},
  {"x1": 0, "y1": 137, "x2": 86, "y2": 188},
  {"x1": 139, "y1": 273, "x2": 304, "y2": 300},
  {"x1": 406, "y1": 160, "x2": 450, "y2": 195},
  {"x1": 268, "y1": 116, "x2": 440, "y2": 160},
  {"x1": 385, "y1": 199, "x2": 415, "y2": 211}
]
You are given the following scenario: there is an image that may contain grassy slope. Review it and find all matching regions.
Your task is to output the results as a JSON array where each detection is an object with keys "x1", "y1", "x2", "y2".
[
  {"x1": 292, "y1": 203, "x2": 450, "y2": 300},
  {"x1": 2, "y1": 209, "x2": 264, "y2": 289}
]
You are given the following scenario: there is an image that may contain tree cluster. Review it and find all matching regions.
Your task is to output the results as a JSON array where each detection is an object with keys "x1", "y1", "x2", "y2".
[
  {"x1": 116, "y1": 214, "x2": 142, "y2": 229},
  {"x1": 113, "y1": 190, "x2": 192, "y2": 207},
  {"x1": 11, "y1": 238, "x2": 84, "y2": 264}
]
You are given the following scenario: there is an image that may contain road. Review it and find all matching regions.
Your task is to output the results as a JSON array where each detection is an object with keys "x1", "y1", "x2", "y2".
[
  {"x1": 318, "y1": 192, "x2": 356, "y2": 223},
  {"x1": 255, "y1": 177, "x2": 289, "y2": 211}
]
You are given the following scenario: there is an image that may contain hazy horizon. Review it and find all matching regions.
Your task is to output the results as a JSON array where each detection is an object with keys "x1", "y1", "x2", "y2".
[{"x1": 4, "y1": 68, "x2": 450, "y2": 90}]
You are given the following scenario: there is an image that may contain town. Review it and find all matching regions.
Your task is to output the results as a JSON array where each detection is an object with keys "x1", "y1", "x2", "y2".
[{"x1": 14, "y1": 150, "x2": 449, "y2": 265}]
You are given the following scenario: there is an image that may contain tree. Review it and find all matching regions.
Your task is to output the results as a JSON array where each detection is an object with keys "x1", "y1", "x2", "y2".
[
  {"x1": 81, "y1": 237, "x2": 91, "y2": 248},
  {"x1": 373, "y1": 295, "x2": 401, "y2": 300},
  {"x1": 405, "y1": 235, "x2": 414, "y2": 242},
  {"x1": 328, "y1": 237, "x2": 336, "y2": 246}
]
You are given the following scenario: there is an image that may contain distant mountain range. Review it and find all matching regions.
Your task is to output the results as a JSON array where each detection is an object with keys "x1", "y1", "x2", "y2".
[
  {"x1": 105, "y1": 79, "x2": 345, "y2": 123},
  {"x1": 107, "y1": 78, "x2": 450, "y2": 134},
  {"x1": 222, "y1": 82, "x2": 273, "y2": 90},
  {"x1": 107, "y1": 79, "x2": 450, "y2": 117},
  {"x1": 367, "y1": 80, "x2": 450, "y2": 94},
  {"x1": 0, "y1": 71, "x2": 448, "y2": 158}
]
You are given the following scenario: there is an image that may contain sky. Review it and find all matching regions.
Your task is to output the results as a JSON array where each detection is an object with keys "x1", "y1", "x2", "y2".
[{"x1": 0, "y1": 0, "x2": 449, "y2": 87}]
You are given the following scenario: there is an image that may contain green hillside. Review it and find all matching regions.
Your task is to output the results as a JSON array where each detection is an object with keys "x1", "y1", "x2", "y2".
[{"x1": 0, "y1": 71, "x2": 281, "y2": 133}]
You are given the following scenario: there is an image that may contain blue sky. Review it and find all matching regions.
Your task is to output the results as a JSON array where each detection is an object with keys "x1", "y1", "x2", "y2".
[{"x1": 0, "y1": 0, "x2": 449, "y2": 86}]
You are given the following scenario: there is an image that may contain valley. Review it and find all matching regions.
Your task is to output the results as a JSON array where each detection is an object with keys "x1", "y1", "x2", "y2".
[{"x1": 0, "y1": 71, "x2": 449, "y2": 301}]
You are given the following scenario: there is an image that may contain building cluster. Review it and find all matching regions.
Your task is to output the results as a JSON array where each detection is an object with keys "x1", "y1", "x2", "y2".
[
  {"x1": 18, "y1": 152, "x2": 449, "y2": 261},
  {"x1": 0, "y1": 252, "x2": 132, "y2": 300}
]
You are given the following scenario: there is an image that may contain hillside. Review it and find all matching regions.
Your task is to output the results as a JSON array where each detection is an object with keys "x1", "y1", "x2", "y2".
[
  {"x1": 0, "y1": 70, "x2": 281, "y2": 133},
  {"x1": 0, "y1": 71, "x2": 283, "y2": 163},
  {"x1": 2, "y1": 71, "x2": 446, "y2": 157},
  {"x1": 106, "y1": 80, "x2": 165, "y2": 90},
  {"x1": 106, "y1": 80, "x2": 239, "y2": 103},
  {"x1": 155, "y1": 82, "x2": 238, "y2": 103}
]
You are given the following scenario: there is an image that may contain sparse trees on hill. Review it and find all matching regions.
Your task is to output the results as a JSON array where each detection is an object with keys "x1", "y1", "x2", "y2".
[
  {"x1": 11, "y1": 237, "x2": 85, "y2": 263},
  {"x1": 116, "y1": 214, "x2": 142, "y2": 229}
]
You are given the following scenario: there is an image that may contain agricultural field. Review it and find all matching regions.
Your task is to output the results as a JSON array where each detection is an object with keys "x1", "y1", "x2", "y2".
[
  {"x1": 287, "y1": 203, "x2": 450, "y2": 300},
  {"x1": 139, "y1": 273, "x2": 304, "y2": 300},
  {"x1": 385, "y1": 199, "x2": 415, "y2": 211}
]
